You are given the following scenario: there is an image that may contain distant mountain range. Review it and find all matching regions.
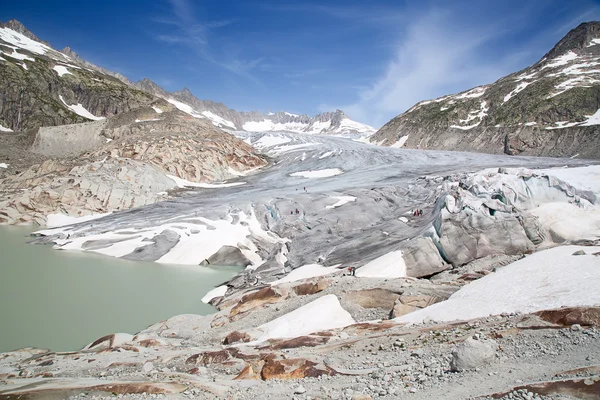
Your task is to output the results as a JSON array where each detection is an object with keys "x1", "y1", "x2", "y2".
[
  {"x1": 134, "y1": 78, "x2": 375, "y2": 136},
  {"x1": 0, "y1": 19, "x2": 374, "y2": 136},
  {"x1": 371, "y1": 21, "x2": 600, "y2": 158}
]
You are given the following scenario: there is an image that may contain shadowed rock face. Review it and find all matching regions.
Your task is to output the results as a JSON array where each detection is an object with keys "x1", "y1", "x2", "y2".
[
  {"x1": 534, "y1": 307, "x2": 600, "y2": 327},
  {"x1": 371, "y1": 22, "x2": 600, "y2": 158}
]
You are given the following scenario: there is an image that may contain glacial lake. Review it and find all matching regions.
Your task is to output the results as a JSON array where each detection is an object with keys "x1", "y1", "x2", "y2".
[{"x1": 0, "y1": 226, "x2": 240, "y2": 353}]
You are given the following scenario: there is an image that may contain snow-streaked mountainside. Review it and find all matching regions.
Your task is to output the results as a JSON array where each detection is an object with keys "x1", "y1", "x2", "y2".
[
  {"x1": 0, "y1": 19, "x2": 373, "y2": 137},
  {"x1": 371, "y1": 21, "x2": 600, "y2": 158},
  {"x1": 134, "y1": 78, "x2": 375, "y2": 136},
  {"x1": 0, "y1": 20, "x2": 153, "y2": 131}
]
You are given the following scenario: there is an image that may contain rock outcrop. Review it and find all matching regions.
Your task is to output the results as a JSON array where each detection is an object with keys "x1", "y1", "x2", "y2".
[
  {"x1": 371, "y1": 21, "x2": 600, "y2": 158},
  {"x1": 0, "y1": 106, "x2": 267, "y2": 224}
]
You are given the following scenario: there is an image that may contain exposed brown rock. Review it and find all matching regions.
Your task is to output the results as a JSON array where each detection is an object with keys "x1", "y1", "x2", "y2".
[
  {"x1": 260, "y1": 335, "x2": 330, "y2": 350},
  {"x1": 391, "y1": 295, "x2": 441, "y2": 318},
  {"x1": 222, "y1": 331, "x2": 253, "y2": 345},
  {"x1": 137, "y1": 339, "x2": 163, "y2": 348},
  {"x1": 293, "y1": 280, "x2": 330, "y2": 296},
  {"x1": 233, "y1": 364, "x2": 262, "y2": 380},
  {"x1": 187, "y1": 348, "x2": 260, "y2": 366},
  {"x1": 260, "y1": 357, "x2": 335, "y2": 380},
  {"x1": 342, "y1": 321, "x2": 397, "y2": 334},
  {"x1": 479, "y1": 376, "x2": 600, "y2": 400},
  {"x1": 229, "y1": 286, "x2": 288, "y2": 320},
  {"x1": 535, "y1": 307, "x2": 600, "y2": 327},
  {"x1": 343, "y1": 288, "x2": 401, "y2": 309}
]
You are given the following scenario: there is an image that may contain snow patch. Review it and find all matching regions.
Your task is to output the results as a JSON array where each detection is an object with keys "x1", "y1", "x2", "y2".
[
  {"x1": 135, "y1": 118, "x2": 161, "y2": 123},
  {"x1": 0, "y1": 163, "x2": 9, "y2": 169},
  {"x1": 539, "y1": 165, "x2": 600, "y2": 196},
  {"x1": 325, "y1": 196, "x2": 356, "y2": 209},
  {"x1": 355, "y1": 250, "x2": 406, "y2": 278},
  {"x1": 251, "y1": 295, "x2": 355, "y2": 344},
  {"x1": 41, "y1": 210, "x2": 283, "y2": 267},
  {"x1": 166, "y1": 174, "x2": 245, "y2": 189},
  {"x1": 46, "y1": 213, "x2": 112, "y2": 228},
  {"x1": 166, "y1": 98, "x2": 205, "y2": 119},
  {"x1": 1, "y1": 48, "x2": 34, "y2": 61},
  {"x1": 0, "y1": 27, "x2": 51, "y2": 55},
  {"x1": 503, "y1": 81, "x2": 533, "y2": 103},
  {"x1": 290, "y1": 168, "x2": 344, "y2": 178},
  {"x1": 152, "y1": 106, "x2": 163, "y2": 114},
  {"x1": 201, "y1": 285, "x2": 228, "y2": 304},
  {"x1": 253, "y1": 135, "x2": 292, "y2": 149},
  {"x1": 0, "y1": 123, "x2": 13, "y2": 132},
  {"x1": 59, "y1": 95, "x2": 105, "y2": 121},
  {"x1": 587, "y1": 38, "x2": 600, "y2": 47},
  {"x1": 202, "y1": 111, "x2": 236, "y2": 129},
  {"x1": 580, "y1": 108, "x2": 600, "y2": 126},
  {"x1": 545, "y1": 121, "x2": 582, "y2": 130},
  {"x1": 390, "y1": 135, "x2": 409, "y2": 148},
  {"x1": 397, "y1": 246, "x2": 600, "y2": 325},
  {"x1": 542, "y1": 51, "x2": 578, "y2": 69},
  {"x1": 454, "y1": 86, "x2": 487, "y2": 99},
  {"x1": 52, "y1": 65, "x2": 73, "y2": 76}
]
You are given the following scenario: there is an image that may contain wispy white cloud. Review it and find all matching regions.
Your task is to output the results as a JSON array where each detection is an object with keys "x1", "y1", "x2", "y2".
[
  {"x1": 332, "y1": 2, "x2": 600, "y2": 127},
  {"x1": 152, "y1": 0, "x2": 262, "y2": 85},
  {"x1": 331, "y1": 8, "x2": 508, "y2": 127},
  {"x1": 284, "y1": 68, "x2": 330, "y2": 79}
]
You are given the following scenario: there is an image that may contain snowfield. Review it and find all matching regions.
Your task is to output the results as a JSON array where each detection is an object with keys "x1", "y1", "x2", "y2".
[
  {"x1": 53, "y1": 65, "x2": 72, "y2": 77},
  {"x1": 59, "y1": 95, "x2": 105, "y2": 121},
  {"x1": 166, "y1": 174, "x2": 245, "y2": 189},
  {"x1": 249, "y1": 294, "x2": 355, "y2": 344},
  {"x1": 397, "y1": 246, "x2": 600, "y2": 325},
  {"x1": 355, "y1": 251, "x2": 406, "y2": 278}
]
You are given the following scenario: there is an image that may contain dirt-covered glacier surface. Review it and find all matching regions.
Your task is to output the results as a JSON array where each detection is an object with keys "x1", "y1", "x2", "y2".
[{"x1": 33, "y1": 131, "x2": 597, "y2": 289}]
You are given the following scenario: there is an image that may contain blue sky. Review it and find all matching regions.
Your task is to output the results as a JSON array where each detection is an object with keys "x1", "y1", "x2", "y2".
[{"x1": 2, "y1": 0, "x2": 600, "y2": 127}]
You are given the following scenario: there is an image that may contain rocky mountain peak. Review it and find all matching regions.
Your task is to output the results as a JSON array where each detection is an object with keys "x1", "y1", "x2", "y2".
[
  {"x1": 172, "y1": 87, "x2": 196, "y2": 103},
  {"x1": 60, "y1": 46, "x2": 80, "y2": 59},
  {"x1": 542, "y1": 21, "x2": 600, "y2": 60},
  {"x1": 134, "y1": 78, "x2": 170, "y2": 98},
  {"x1": 1, "y1": 19, "x2": 48, "y2": 45}
]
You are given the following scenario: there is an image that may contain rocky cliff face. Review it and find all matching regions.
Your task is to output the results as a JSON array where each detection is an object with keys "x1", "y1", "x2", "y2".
[
  {"x1": 0, "y1": 20, "x2": 154, "y2": 132},
  {"x1": 371, "y1": 21, "x2": 600, "y2": 158},
  {"x1": 0, "y1": 104, "x2": 267, "y2": 225}
]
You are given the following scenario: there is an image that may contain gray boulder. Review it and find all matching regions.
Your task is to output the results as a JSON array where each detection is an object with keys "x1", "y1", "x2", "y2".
[
  {"x1": 450, "y1": 337, "x2": 498, "y2": 372},
  {"x1": 202, "y1": 245, "x2": 252, "y2": 267}
]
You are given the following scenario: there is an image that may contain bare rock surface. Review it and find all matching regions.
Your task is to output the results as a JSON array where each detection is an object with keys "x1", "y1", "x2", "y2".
[{"x1": 450, "y1": 336, "x2": 498, "y2": 371}]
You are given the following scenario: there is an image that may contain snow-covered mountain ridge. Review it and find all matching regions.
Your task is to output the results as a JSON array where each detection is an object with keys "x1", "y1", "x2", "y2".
[
  {"x1": 0, "y1": 19, "x2": 374, "y2": 137},
  {"x1": 371, "y1": 21, "x2": 600, "y2": 158},
  {"x1": 134, "y1": 79, "x2": 375, "y2": 136}
]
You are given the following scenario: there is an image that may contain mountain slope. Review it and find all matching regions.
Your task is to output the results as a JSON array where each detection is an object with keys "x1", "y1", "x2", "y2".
[
  {"x1": 0, "y1": 19, "x2": 374, "y2": 137},
  {"x1": 371, "y1": 21, "x2": 600, "y2": 158},
  {"x1": 0, "y1": 20, "x2": 154, "y2": 132},
  {"x1": 135, "y1": 79, "x2": 376, "y2": 136}
]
